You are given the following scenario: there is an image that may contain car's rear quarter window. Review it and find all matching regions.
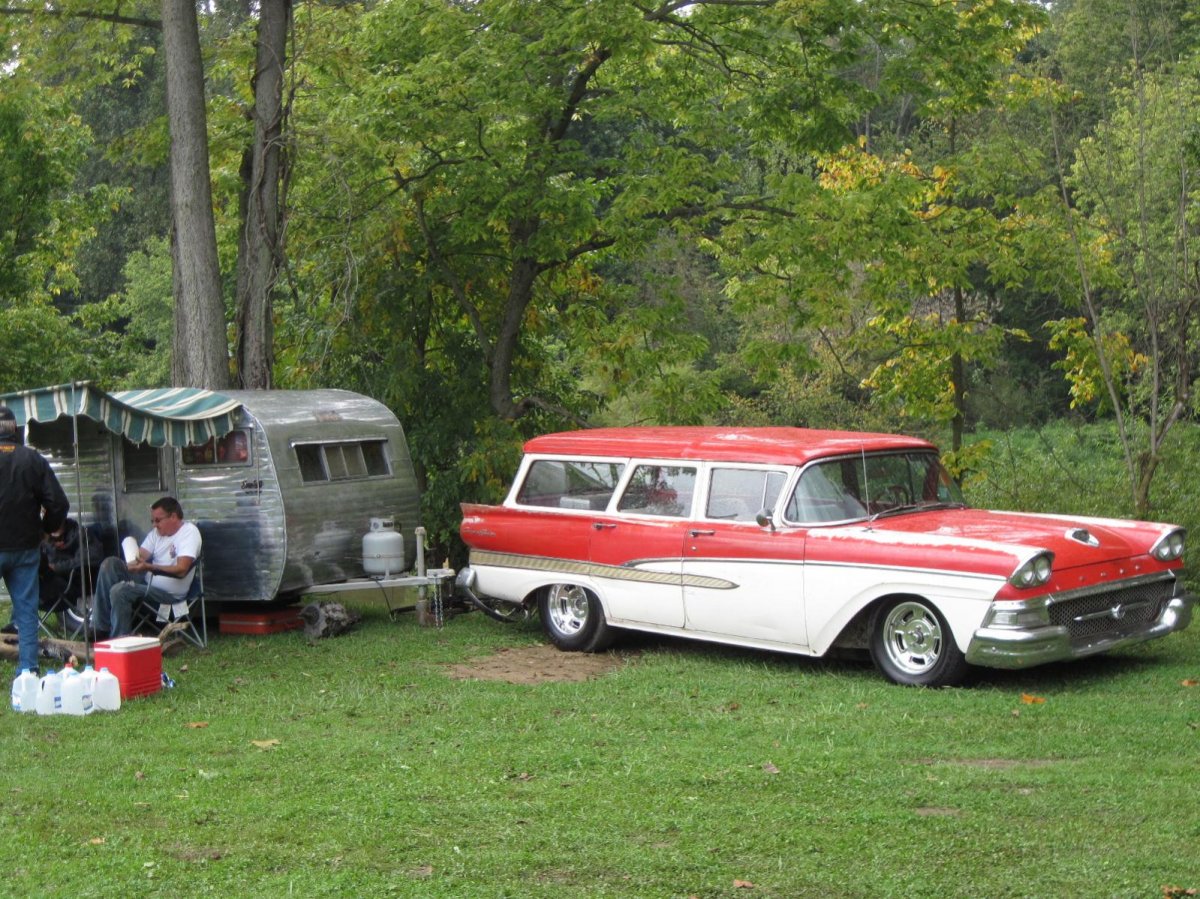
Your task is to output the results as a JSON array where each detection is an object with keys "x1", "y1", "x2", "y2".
[{"x1": 515, "y1": 459, "x2": 625, "y2": 510}]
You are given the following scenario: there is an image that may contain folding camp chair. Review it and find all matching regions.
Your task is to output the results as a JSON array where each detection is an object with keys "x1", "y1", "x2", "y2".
[
  {"x1": 38, "y1": 521, "x2": 102, "y2": 640},
  {"x1": 133, "y1": 557, "x2": 208, "y2": 648},
  {"x1": 38, "y1": 565, "x2": 94, "y2": 640}
]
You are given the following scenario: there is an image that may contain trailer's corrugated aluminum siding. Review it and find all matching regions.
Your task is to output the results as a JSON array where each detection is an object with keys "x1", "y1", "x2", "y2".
[
  {"x1": 214, "y1": 390, "x2": 421, "y2": 601},
  {"x1": 175, "y1": 412, "x2": 286, "y2": 603}
]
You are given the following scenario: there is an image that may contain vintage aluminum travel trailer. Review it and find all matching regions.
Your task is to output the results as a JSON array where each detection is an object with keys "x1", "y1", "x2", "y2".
[{"x1": 2, "y1": 383, "x2": 424, "y2": 605}]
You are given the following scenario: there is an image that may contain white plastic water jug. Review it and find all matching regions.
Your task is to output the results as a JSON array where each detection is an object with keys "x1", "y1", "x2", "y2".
[
  {"x1": 11, "y1": 669, "x2": 39, "y2": 713},
  {"x1": 35, "y1": 670, "x2": 63, "y2": 715},
  {"x1": 93, "y1": 667, "x2": 121, "y2": 712},
  {"x1": 78, "y1": 666, "x2": 97, "y2": 715},
  {"x1": 60, "y1": 668, "x2": 90, "y2": 716}
]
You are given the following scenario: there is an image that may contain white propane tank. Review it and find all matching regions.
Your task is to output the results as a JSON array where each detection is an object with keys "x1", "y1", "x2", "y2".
[{"x1": 363, "y1": 517, "x2": 405, "y2": 576}]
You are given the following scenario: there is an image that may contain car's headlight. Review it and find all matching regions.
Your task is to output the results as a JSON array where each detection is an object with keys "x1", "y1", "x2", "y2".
[
  {"x1": 1151, "y1": 528, "x2": 1186, "y2": 561},
  {"x1": 1009, "y1": 552, "x2": 1054, "y2": 588}
]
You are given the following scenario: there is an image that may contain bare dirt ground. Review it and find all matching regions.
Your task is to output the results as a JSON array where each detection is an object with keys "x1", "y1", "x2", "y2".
[{"x1": 445, "y1": 643, "x2": 631, "y2": 684}]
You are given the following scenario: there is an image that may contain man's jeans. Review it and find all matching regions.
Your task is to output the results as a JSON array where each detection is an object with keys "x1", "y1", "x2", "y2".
[
  {"x1": 92, "y1": 557, "x2": 182, "y2": 637},
  {"x1": 1, "y1": 547, "x2": 42, "y2": 673}
]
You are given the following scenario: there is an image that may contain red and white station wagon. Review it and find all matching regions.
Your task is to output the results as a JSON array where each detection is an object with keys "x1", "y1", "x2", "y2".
[{"x1": 457, "y1": 427, "x2": 1195, "y2": 685}]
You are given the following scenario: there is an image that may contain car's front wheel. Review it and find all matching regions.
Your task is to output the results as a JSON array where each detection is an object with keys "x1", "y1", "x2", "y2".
[
  {"x1": 539, "y1": 583, "x2": 615, "y2": 652},
  {"x1": 869, "y1": 597, "x2": 969, "y2": 686}
]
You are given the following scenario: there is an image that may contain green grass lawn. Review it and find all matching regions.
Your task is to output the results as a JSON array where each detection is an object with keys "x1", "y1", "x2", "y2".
[{"x1": 4, "y1": 600, "x2": 1199, "y2": 898}]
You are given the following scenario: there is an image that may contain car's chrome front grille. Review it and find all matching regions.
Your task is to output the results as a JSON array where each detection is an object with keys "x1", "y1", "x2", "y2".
[{"x1": 1047, "y1": 579, "x2": 1174, "y2": 643}]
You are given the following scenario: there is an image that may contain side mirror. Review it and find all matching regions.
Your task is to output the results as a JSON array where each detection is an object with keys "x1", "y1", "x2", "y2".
[{"x1": 755, "y1": 509, "x2": 775, "y2": 531}]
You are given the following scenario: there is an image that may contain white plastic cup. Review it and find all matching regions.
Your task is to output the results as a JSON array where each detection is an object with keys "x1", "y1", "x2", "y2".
[
  {"x1": 11, "y1": 669, "x2": 40, "y2": 713},
  {"x1": 35, "y1": 670, "x2": 63, "y2": 715},
  {"x1": 122, "y1": 536, "x2": 140, "y2": 564},
  {"x1": 93, "y1": 667, "x2": 121, "y2": 712}
]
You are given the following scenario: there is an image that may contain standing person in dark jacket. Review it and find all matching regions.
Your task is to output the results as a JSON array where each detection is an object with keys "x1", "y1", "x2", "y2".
[{"x1": 0, "y1": 405, "x2": 70, "y2": 679}]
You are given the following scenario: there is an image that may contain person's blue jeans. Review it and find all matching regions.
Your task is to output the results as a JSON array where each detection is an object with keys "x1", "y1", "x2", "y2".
[
  {"x1": 1, "y1": 547, "x2": 42, "y2": 673},
  {"x1": 92, "y1": 557, "x2": 181, "y2": 637}
]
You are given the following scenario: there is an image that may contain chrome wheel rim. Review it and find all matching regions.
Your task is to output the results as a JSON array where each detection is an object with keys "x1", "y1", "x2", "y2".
[
  {"x1": 882, "y1": 601, "x2": 943, "y2": 675},
  {"x1": 546, "y1": 584, "x2": 589, "y2": 637}
]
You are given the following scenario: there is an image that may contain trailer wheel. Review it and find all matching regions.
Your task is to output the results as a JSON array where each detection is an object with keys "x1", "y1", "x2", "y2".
[
  {"x1": 869, "y1": 597, "x2": 969, "y2": 687},
  {"x1": 539, "y1": 583, "x2": 614, "y2": 652}
]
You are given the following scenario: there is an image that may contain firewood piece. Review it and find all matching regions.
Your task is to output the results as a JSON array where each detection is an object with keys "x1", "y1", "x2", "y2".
[
  {"x1": 2, "y1": 621, "x2": 194, "y2": 665},
  {"x1": 298, "y1": 601, "x2": 362, "y2": 641},
  {"x1": 1, "y1": 633, "x2": 91, "y2": 666}
]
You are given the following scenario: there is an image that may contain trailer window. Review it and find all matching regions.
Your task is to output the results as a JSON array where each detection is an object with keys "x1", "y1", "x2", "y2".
[
  {"x1": 362, "y1": 441, "x2": 390, "y2": 476},
  {"x1": 294, "y1": 439, "x2": 392, "y2": 483},
  {"x1": 296, "y1": 444, "x2": 326, "y2": 481},
  {"x1": 122, "y1": 439, "x2": 164, "y2": 492},
  {"x1": 182, "y1": 430, "x2": 251, "y2": 467}
]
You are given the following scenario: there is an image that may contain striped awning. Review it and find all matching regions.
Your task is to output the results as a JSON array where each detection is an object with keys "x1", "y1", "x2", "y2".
[{"x1": 0, "y1": 382, "x2": 242, "y2": 447}]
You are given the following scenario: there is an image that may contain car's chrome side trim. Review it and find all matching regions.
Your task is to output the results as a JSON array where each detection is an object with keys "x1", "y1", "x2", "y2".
[{"x1": 468, "y1": 549, "x2": 737, "y2": 590}]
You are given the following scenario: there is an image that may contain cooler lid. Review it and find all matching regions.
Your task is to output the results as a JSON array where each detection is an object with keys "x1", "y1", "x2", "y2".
[{"x1": 95, "y1": 636, "x2": 161, "y2": 653}]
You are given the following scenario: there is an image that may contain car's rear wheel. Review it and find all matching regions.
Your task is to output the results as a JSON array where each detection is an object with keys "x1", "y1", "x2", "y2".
[
  {"x1": 539, "y1": 583, "x2": 614, "y2": 652},
  {"x1": 869, "y1": 597, "x2": 969, "y2": 686}
]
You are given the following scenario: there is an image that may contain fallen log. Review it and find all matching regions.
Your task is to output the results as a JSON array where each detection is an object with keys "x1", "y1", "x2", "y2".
[{"x1": 1, "y1": 620, "x2": 195, "y2": 669}]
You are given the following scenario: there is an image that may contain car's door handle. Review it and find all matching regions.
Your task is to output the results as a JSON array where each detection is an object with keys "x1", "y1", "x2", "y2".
[
  {"x1": 592, "y1": 522, "x2": 616, "y2": 530},
  {"x1": 689, "y1": 529, "x2": 715, "y2": 537}
]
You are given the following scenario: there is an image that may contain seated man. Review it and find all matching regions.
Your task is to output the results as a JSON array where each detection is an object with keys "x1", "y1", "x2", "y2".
[
  {"x1": 38, "y1": 517, "x2": 99, "y2": 623},
  {"x1": 92, "y1": 496, "x2": 201, "y2": 639},
  {"x1": 1, "y1": 518, "x2": 90, "y2": 637}
]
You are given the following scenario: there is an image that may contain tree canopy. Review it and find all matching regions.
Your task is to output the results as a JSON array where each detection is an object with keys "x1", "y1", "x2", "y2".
[{"x1": 3, "y1": 0, "x2": 1198, "y2": 547}]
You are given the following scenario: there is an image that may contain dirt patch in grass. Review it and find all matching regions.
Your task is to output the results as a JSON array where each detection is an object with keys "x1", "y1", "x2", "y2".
[
  {"x1": 914, "y1": 807, "x2": 962, "y2": 817},
  {"x1": 445, "y1": 643, "x2": 629, "y2": 684},
  {"x1": 915, "y1": 757, "x2": 1059, "y2": 770}
]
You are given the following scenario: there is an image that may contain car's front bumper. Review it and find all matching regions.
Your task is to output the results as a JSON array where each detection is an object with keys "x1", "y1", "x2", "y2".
[{"x1": 965, "y1": 584, "x2": 1195, "y2": 669}]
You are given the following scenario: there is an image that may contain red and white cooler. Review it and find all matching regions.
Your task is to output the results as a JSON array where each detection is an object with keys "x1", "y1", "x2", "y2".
[{"x1": 93, "y1": 636, "x2": 162, "y2": 699}]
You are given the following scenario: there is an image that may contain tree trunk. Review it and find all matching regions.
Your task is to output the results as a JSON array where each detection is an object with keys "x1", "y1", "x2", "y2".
[
  {"x1": 235, "y1": 0, "x2": 291, "y2": 389},
  {"x1": 951, "y1": 285, "x2": 966, "y2": 455},
  {"x1": 163, "y1": 0, "x2": 230, "y2": 389},
  {"x1": 490, "y1": 253, "x2": 540, "y2": 420}
]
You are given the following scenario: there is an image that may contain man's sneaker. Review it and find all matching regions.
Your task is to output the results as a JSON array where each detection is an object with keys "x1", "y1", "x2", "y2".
[{"x1": 0, "y1": 623, "x2": 17, "y2": 635}]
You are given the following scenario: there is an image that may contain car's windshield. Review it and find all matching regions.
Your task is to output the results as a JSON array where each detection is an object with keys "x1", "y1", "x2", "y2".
[{"x1": 784, "y1": 451, "x2": 965, "y2": 524}]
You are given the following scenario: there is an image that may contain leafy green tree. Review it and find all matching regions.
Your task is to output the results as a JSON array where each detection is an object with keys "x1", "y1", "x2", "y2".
[
  {"x1": 287, "y1": 0, "x2": 1042, "y2": 426},
  {"x1": 0, "y1": 76, "x2": 118, "y2": 390},
  {"x1": 76, "y1": 236, "x2": 174, "y2": 388},
  {"x1": 1046, "y1": 58, "x2": 1200, "y2": 515},
  {"x1": 3, "y1": 0, "x2": 294, "y2": 389}
]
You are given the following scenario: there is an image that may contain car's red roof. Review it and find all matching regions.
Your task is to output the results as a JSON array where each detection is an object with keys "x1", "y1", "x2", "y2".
[{"x1": 524, "y1": 426, "x2": 935, "y2": 466}]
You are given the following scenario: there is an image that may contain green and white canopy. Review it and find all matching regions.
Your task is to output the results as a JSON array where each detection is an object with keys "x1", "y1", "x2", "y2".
[{"x1": 0, "y1": 382, "x2": 242, "y2": 447}]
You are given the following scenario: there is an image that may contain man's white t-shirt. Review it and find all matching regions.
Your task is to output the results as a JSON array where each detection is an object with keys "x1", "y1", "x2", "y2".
[{"x1": 140, "y1": 521, "x2": 202, "y2": 598}]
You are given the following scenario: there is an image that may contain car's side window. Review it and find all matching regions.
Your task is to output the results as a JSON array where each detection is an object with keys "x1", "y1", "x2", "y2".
[
  {"x1": 515, "y1": 459, "x2": 625, "y2": 510},
  {"x1": 707, "y1": 468, "x2": 787, "y2": 521},
  {"x1": 617, "y1": 464, "x2": 696, "y2": 517},
  {"x1": 786, "y1": 459, "x2": 869, "y2": 523}
]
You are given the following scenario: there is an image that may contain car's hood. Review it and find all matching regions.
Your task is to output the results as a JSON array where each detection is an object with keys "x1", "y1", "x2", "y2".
[{"x1": 871, "y1": 507, "x2": 1162, "y2": 569}]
